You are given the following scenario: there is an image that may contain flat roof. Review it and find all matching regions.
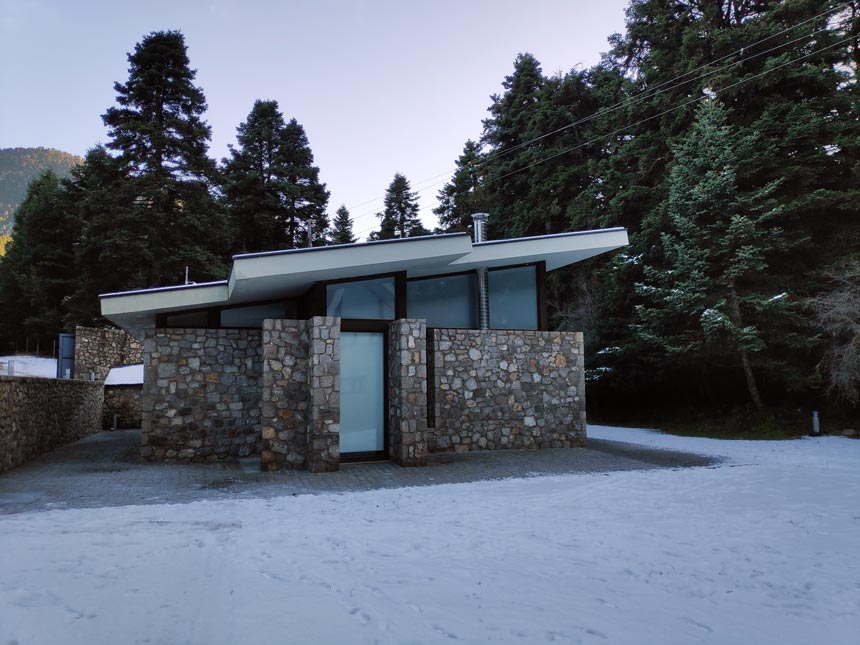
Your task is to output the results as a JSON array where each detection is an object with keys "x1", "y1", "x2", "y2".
[{"x1": 101, "y1": 227, "x2": 628, "y2": 334}]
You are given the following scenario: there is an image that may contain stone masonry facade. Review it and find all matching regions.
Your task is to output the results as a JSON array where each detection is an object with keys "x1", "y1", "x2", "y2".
[
  {"x1": 388, "y1": 320, "x2": 428, "y2": 466},
  {"x1": 1, "y1": 376, "x2": 103, "y2": 473},
  {"x1": 75, "y1": 326, "x2": 144, "y2": 381},
  {"x1": 429, "y1": 329, "x2": 586, "y2": 452},
  {"x1": 141, "y1": 329, "x2": 262, "y2": 462},
  {"x1": 260, "y1": 317, "x2": 340, "y2": 472},
  {"x1": 139, "y1": 321, "x2": 586, "y2": 470},
  {"x1": 103, "y1": 384, "x2": 143, "y2": 429},
  {"x1": 261, "y1": 319, "x2": 309, "y2": 470}
]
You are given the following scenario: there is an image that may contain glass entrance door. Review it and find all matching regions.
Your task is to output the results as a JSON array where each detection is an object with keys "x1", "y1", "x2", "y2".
[{"x1": 340, "y1": 332, "x2": 385, "y2": 456}]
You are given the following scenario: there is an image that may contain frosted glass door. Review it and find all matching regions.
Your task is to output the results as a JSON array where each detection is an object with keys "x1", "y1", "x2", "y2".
[{"x1": 340, "y1": 332, "x2": 385, "y2": 454}]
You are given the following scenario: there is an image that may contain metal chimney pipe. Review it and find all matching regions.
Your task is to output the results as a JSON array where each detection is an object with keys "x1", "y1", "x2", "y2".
[{"x1": 472, "y1": 213, "x2": 490, "y2": 330}]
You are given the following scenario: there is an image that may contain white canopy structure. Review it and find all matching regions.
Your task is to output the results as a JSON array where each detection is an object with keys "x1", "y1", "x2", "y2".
[{"x1": 101, "y1": 227, "x2": 628, "y2": 335}]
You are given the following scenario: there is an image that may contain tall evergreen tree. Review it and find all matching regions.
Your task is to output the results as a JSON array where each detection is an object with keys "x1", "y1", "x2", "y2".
[
  {"x1": 331, "y1": 205, "x2": 356, "y2": 244},
  {"x1": 222, "y1": 100, "x2": 330, "y2": 251},
  {"x1": 480, "y1": 53, "x2": 546, "y2": 239},
  {"x1": 634, "y1": 100, "x2": 798, "y2": 409},
  {"x1": 65, "y1": 147, "x2": 150, "y2": 326},
  {"x1": 0, "y1": 171, "x2": 80, "y2": 348},
  {"x1": 433, "y1": 140, "x2": 487, "y2": 235},
  {"x1": 369, "y1": 173, "x2": 428, "y2": 240},
  {"x1": 99, "y1": 30, "x2": 227, "y2": 285}
]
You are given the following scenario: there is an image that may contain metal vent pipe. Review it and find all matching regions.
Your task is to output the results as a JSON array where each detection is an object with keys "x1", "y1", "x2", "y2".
[{"x1": 472, "y1": 213, "x2": 490, "y2": 330}]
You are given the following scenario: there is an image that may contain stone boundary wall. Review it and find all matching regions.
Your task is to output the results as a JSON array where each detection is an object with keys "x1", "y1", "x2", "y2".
[
  {"x1": 75, "y1": 326, "x2": 144, "y2": 381},
  {"x1": 141, "y1": 329, "x2": 262, "y2": 462},
  {"x1": 389, "y1": 320, "x2": 427, "y2": 466},
  {"x1": 103, "y1": 384, "x2": 142, "y2": 429},
  {"x1": 261, "y1": 317, "x2": 340, "y2": 472},
  {"x1": 261, "y1": 319, "x2": 310, "y2": 470},
  {"x1": 1, "y1": 376, "x2": 103, "y2": 473},
  {"x1": 429, "y1": 329, "x2": 586, "y2": 452}
]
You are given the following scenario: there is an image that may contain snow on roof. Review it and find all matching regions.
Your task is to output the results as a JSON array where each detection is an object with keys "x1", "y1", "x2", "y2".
[{"x1": 104, "y1": 364, "x2": 144, "y2": 386}]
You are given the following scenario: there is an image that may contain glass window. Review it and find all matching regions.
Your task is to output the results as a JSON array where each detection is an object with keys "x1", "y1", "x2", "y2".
[
  {"x1": 407, "y1": 273, "x2": 477, "y2": 329},
  {"x1": 326, "y1": 277, "x2": 395, "y2": 319},
  {"x1": 163, "y1": 310, "x2": 209, "y2": 328},
  {"x1": 340, "y1": 332, "x2": 385, "y2": 454},
  {"x1": 488, "y1": 266, "x2": 538, "y2": 330},
  {"x1": 220, "y1": 301, "x2": 295, "y2": 328}
]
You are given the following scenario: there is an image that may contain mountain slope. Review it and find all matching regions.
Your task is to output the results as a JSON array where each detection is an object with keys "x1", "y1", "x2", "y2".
[{"x1": 0, "y1": 147, "x2": 83, "y2": 234}]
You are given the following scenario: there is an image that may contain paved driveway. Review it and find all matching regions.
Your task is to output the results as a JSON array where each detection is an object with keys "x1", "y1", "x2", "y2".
[{"x1": 0, "y1": 430, "x2": 717, "y2": 515}]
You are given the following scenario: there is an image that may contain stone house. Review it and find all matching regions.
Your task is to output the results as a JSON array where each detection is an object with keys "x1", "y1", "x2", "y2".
[{"x1": 100, "y1": 218, "x2": 627, "y2": 472}]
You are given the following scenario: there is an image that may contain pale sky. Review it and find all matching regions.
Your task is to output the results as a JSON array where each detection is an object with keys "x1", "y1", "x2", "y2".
[{"x1": 0, "y1": 0, "x2": 629, "y2": 238}]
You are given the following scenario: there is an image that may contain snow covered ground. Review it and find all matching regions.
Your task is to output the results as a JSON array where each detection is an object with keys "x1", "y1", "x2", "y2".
[
  {"x1": 0, "y1": 354, "x2": 57, "y2": 378},
  {"x1": 1, "y1": 426, "x2": 858, "y2": 644}
]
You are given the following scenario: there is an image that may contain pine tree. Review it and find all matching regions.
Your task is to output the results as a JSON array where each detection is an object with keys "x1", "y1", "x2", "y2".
[
  {"x1": 634, "y1": 100, "x2": 798, "y2": 410},
  {"x1": 100, "y1": 30, "x2": 228, "y2": 285},
  {"x1": 0, "y1": 171, "x2": 80, "y2": 348},
  {"x1": 369, "y1": 173, "x2": 428, "y2": 240},
  {"x1": 65, "y1": 147, "x2": 151, "y2": 326},
  {"x1": 222, "y1": 101, "x2": 330, "y2": 251},
  {"x1": 331, "y1": 205, "x2": 356, "y2": 244},
  {"x1": 433, "y1": 140, "x2": 487, "y2": 235},
  {"x1": 480, "y1": 53, "x2": 546, "y2": 239}
]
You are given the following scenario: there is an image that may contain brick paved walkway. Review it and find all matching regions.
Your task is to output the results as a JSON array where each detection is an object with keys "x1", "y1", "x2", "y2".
[{"x1": 0, "y1": 430, "x2": 717, "y2": 515}]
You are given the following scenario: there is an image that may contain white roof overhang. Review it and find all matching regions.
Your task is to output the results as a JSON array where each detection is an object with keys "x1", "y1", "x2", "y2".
[
  {"x1": 100, "y1": 227, "x2": 628, "y2": 335},
  {"x1": 229, "y1": 233, "x2": 473, "y2": 303}
]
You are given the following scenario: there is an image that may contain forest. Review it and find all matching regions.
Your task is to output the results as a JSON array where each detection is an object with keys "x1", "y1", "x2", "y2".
[{"x1": 0, "y1": 0, "x2": 858, "y2": 427}]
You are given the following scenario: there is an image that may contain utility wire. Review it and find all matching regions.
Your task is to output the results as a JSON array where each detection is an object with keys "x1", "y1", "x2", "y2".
[
  {"x1": 343, "y1": 2, "x2": 849, "y2": 221},
  {"x1": 351, "y1": 18, "x2": 845, "y2": 232},
  {"x1": 350, "y1": 33, "x2": 855, "y2": 239}
]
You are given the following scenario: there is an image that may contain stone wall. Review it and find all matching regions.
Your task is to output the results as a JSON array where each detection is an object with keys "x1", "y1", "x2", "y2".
[
  {"x1": 0, "y1": 376, "x2": 104, "y2": 473},
  {"x1": 141, "y1": 329, "x2": 262, "y2": 462},
  {"x1": 261, "y1": 317, "x2": 340, "y2": 472},
  {"x1": 429, "y1": 329, "x2": 586, "y2": 452},
  {"x1": 389, "y1": 320, "x2": 427, "y2": 466},
  {"x1": 75, "y1": 326, "x2": 144, "y2": 381},
  {"x1": 102, "y1": 385, "x2": 142, "y2": 429},
  {"x1": 306, "y1": 317, "x2": 340, "y2": 472},
  {"x1": 261, "y1": 319, "x2": 309, "y2": 470}
]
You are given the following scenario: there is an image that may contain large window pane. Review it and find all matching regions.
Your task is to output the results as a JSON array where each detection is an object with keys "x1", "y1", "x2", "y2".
[
  {"x1": 326, "y1": 277, "x2": 395, "y2": 319},
  {"x1": 407, "y1": 273, "x2": 477, "y2": 328},
  {"x1": 488, "y1": 266, "x2": 538, "y2": 330},
  {"x1": 220, "y1": 301, "x2": 295, "y2": 328}
]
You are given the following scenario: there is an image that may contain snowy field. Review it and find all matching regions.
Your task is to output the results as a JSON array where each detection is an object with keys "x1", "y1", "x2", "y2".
[
  {"x1": 0, "y1": 355, "x2": 56, "y2": 378},
  {"x1": 1, "y1": 426, "x2": 858, "y2": 644}
]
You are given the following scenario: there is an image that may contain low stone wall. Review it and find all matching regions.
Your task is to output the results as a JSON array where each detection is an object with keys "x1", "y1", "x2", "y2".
[
  {"x1": 141, "y1": 329, "x2": 262, "y2": 462},
  {"x1": 103, "y1": 384, "x2": 142, "y2": 429},
  {"x1": 429, "y1": 329, "x2": 586, "y2": 452},
  {"x1": 389, "y1": 320, "x2": 427, "y2": 466},
  {"x1": 75, "y1": 326, "x2": 144, "y2": 381},
  {"x1": 261, "y1": 317, "x2": 340, "y2": 472},
  {"x1": 0, "y1": 376, "x2": 104, "y2": 473}
]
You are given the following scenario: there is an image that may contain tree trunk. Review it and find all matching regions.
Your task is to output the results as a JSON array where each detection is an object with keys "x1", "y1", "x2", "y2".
[{"x1": 728, "y1": 279, "x2": 765, "y2": 411}]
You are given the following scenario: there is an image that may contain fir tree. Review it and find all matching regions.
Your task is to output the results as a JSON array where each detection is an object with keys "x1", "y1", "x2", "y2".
[
  {"x1": 100, "y1": 30, "x2": 228, "y2": 285},
  {"x1": 331, "y1": 205, "x2": 356, "y2": 244},
  {"x1": 0, "y1": 171, "x2": 80, "y2": 348},
  {"x1": 433, "y1": 140, "x2": 487, "y2": 235},
  {"x1": 634, "y1": 100, "x2": 797, "y2": 410},
  {"x1": 222, "y1": 101, "x2": 330, "y2": 251},
  {"x1": 65, "y1": 147, "x2": 151, "y2": 326},
  {"x1": 479, "y1": 53, "x2": 545, "y2": 239},
  {"x1": 369, "y1": 173, "x2": 428, "y2": 240}
]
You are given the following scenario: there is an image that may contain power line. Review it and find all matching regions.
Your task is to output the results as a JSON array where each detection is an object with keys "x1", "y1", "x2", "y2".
[
  {"x1": 342, "y1": 2, "x2": 849, "y2": 222},
  {"x1": 473, "y1": 2, "x2": 851, "y2": 169},
  {"x1": 479, "y1": 35, "x2": 855, "y2": 190},
  {"x1": 350, "y1": 33, "x2": 855, "y2": 238}
]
